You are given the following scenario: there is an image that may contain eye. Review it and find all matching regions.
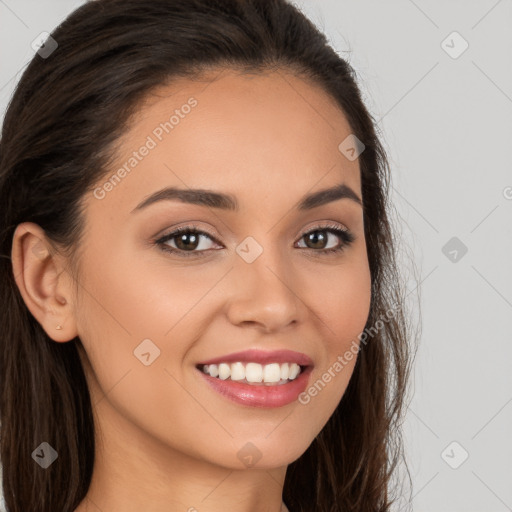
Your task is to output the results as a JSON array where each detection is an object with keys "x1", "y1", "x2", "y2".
[
  {"x1": 154, "y1": 222, "x2": 355, "y2": 258},
  {"x1": 155, "y1": 224, "x2": 220, "y2": 258},
  {"x1": 295, "y1": 223, "x2": 355, "y2": 255}
]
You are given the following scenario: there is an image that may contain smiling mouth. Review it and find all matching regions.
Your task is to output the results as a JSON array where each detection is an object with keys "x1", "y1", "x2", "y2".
[{"x1": 195, "y1": 362, "x2": 309, "y2": 386}]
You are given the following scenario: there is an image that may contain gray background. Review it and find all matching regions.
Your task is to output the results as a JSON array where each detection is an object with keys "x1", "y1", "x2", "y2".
[{"x1": 1, "y1": 1, "x2": 511, "y2": 511}]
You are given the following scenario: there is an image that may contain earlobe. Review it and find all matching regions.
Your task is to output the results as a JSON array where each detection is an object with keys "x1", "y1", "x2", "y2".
[{"x1": 11, "y1": 222, "x2": 78, "y2": 342}]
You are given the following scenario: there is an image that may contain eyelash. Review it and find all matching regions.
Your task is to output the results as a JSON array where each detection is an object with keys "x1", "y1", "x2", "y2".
[{"x1": 154, "y1": 222, "x2": 355, "y2": 258}]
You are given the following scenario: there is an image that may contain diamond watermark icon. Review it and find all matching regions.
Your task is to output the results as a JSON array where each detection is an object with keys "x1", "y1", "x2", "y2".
[
  {"x1": 442, "y1": 236, "x2": 468, "y2": 263},
  {"x1": 32, "y1": 240, "x2": 49, "y2": 260},
  {"x1": 441, "y1": 31, "x2": 469, "y2": 59},
  {"x1": 237, "y1": 442, "x2": 262, "y2": 468},
  {"x1": 338, "y1": 134, "x2": 365, "y2": 161},
  {"x1": 134, "y1": 338, "x2": 161, "y2": 366},
  {"x1": 236, "y1": 236, "x2": 263, "y2": 264},
  {"x1": 31, "y1": 31, "x2": 58, "y2": 59},
  {"x1": 441, "y1": 441, "x2": 469, "y2": 469},
  {"x1": 32, "y1": 442, "x2": 58, "y2": 469}
]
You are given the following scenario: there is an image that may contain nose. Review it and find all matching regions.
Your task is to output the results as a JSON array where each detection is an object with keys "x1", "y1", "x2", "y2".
[{"x1": 225, "y1": 248, "x2": 304, "y2": 333}]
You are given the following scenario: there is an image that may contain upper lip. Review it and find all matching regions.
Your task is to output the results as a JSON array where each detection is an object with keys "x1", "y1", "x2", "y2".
[{"x1": 196, "y1": 349, "x2": 313, "y2": 367}]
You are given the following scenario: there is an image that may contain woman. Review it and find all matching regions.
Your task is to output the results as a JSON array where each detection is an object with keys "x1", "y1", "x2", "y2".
[{"x1": 0, "y1": 0, "x2": 415, "y2": 510}]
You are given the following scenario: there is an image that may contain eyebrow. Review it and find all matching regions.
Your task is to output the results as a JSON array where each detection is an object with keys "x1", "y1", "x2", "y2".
[{"x1": 130, "y1": 182, "x2": 362, "y2": 213}]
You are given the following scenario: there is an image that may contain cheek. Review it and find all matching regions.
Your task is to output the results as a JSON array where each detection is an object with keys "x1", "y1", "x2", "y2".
[
  {"x1": 298, "y1": 258, "x2": 371, "y2": 408},
  {"x1": 77, "y1": 247, "x2": 203, "y2": 339},
  {"x1": 73, "y1": 248, "x2": 220, "y2": 393},
  {"x1": 307, "y1": 256, "x2": 372, "y2": 345}
]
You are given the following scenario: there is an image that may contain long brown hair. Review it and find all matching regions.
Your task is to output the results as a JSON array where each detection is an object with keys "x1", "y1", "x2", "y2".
[{"x1": 0, "y1": 1, "x2": 417, "y2": 510}]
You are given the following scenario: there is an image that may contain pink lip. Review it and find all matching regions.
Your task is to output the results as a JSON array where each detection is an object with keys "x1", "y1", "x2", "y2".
[
  {"x1": 197, "y1": 365, "x2": 313, "y2": 408},
  {"x1": 196, "y1": 349, "x2": 313, "y2": 367}
]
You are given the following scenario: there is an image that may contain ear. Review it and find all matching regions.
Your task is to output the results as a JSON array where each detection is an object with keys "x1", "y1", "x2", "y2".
[{"x1": 11, "y1": 222, "x2": 78, "y2": 342}]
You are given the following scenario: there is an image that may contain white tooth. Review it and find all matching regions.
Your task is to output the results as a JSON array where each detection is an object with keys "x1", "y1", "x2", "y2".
[
  {"x1": 280, "y1": 363, "x2": 290, "y2": 380},
  {"x1": 263, "y1": 363, "x2": 281, "y2": 383},
  {"x1": 202, "y1": 365, "x2": 209, "y2": 374},
  {"x1": 288, "y1": 363, "x2": 300, "y2": 380},
  {"x1": 230, "y1": 362, "x2": 245, "y2": 381},
  {"x1": 245, "y1": 363, "x2": 263, "y2": 383},
  {"x1": 218, "y1": 363, "x2": 230, "y2": 380},
  {"x1": 209, "y1": 364, "x2": 219, "y2": 378}
]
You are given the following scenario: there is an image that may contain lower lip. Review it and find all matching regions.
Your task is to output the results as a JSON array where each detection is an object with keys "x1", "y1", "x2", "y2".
[{"x1": 197, "y1": 366, "x2": 313, "y2": 408}]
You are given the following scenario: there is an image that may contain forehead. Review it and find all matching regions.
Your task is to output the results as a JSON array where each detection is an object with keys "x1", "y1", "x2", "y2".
[{"x1": 91, "y1": 69, "x2": 361, "y2": 215}]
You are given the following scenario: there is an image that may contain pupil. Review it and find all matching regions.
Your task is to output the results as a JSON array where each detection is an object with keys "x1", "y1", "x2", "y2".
[
  {"x1": 307, "y1": 231, "x2": 326, "y2": 249},
  {"x1": 177, "y1": 232, "x2": 198, "y2": 250}
]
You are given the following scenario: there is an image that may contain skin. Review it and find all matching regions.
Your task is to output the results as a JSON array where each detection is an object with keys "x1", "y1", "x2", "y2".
[{"x1": 12, "y1": 69, "x2": 372, "y2": 512}]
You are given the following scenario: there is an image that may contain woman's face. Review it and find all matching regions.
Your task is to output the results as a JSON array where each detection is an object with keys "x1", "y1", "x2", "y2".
[{"x1": 71, "y1": 69, "x2": 371, "y2": 470}]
